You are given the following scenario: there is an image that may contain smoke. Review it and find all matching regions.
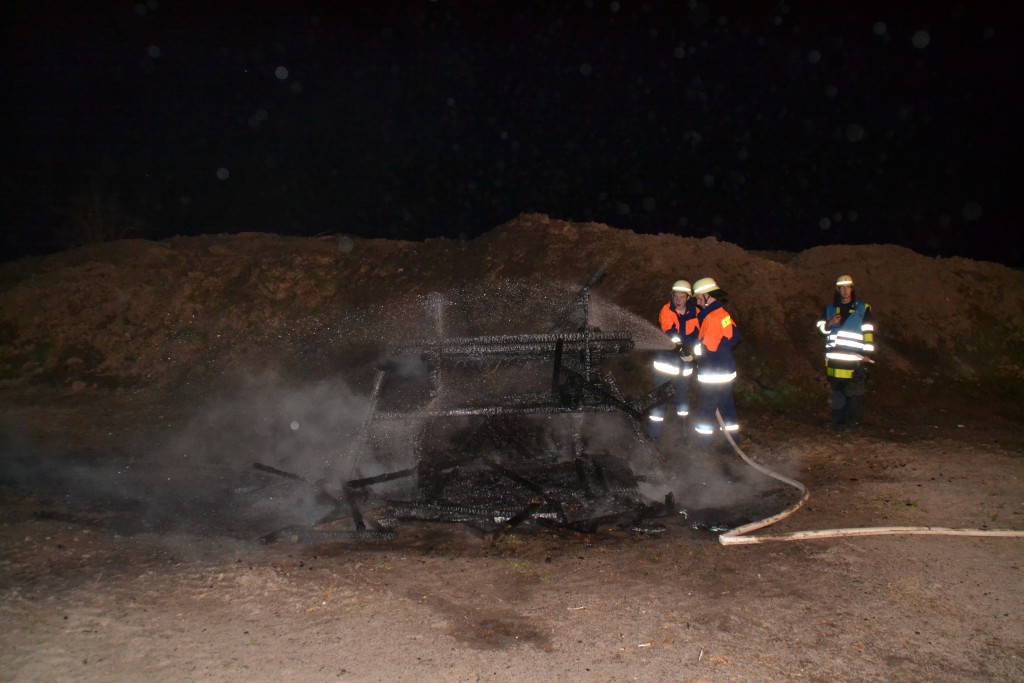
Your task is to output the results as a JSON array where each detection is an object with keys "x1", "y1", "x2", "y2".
[
  {"x1": 0, "y1": 370, "x2": 389, "y2": 541},
  {"x1": 0, "y1": 273, "x2": 781, "y2": 545}
]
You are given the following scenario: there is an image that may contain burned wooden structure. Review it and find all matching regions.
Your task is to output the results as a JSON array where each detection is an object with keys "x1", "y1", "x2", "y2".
[{"x1": 257, "y1": 268, "x2": 677, "y2": 543}]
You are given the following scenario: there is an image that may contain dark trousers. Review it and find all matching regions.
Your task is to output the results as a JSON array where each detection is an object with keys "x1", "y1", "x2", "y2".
[
  {"x1": 647, "y1": 374, "x2": 691, "y2": 437},
  {"x1": 693, "y1": 380, "x2": 739, "y2": 437},
  {"x1": 829, "y1": 368, "x2": 867, "y2": 425}
]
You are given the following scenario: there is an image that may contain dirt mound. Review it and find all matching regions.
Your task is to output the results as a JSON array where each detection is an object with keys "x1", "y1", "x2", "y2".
[{"x1": 2, "y1": 214, "x2": 1021, "y2": 412}]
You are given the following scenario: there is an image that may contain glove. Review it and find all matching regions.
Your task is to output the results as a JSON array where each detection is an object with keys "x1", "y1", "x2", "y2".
[{"x1": 675, "y1": 343, "x2": 693, "y2": 362}]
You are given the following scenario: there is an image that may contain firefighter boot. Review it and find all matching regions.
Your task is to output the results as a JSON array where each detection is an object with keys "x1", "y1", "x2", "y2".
[{"x1": 846, "y1": 395, "x2": 863, "y2": 429}]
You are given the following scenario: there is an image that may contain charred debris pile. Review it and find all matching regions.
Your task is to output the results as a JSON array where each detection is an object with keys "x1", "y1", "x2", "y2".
[{"x1": 254, "y1": 268, "x2": 682, "y2": 543}]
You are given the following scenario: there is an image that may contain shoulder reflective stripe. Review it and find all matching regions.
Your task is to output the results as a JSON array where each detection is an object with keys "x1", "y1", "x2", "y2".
[
  {"x1": 816, "y1": 320, "x2": 827, "y2": 334},
  {"x1": 697, "y1": 371, "x2": 737, "y2": 383},
  {"x1": 653, "y1": 360, "x2": 681, "y2": 375}
]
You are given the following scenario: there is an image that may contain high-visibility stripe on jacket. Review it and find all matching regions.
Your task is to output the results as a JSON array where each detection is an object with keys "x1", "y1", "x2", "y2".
[
  {"x1": 693, "y1": 301, "x2": 739, "y2": 382},
  {"x1": 654, "y1": 299, "x2": 700, "y2": 376},
  {"x1": 817, "y1": 300, "x2": 874, "y2": 379}
]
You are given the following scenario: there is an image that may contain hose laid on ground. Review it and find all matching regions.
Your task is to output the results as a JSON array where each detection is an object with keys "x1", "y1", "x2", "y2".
[{"x1": 713, "y1": 411, "x2": 1024, "y2": 546}]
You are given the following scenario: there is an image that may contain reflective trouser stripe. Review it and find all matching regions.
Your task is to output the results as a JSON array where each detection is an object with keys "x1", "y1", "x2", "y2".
[
  {"x1": 697, "y1": 371, "x2": 737, "y2": 384},
  {"x1": 653, "y1": 360, "x2": 680, "y2": 375}
]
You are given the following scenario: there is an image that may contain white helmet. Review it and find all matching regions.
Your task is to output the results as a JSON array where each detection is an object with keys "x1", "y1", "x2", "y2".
[
  {"x1": 671, "y1": 279, "x2": 692, "y2": 294},
  {"x1": 835, "y1": 274, "x2": 854, "y2": 287},
  {"x1": 692, "y1": 277, "x2": 719, "y2": 295}
]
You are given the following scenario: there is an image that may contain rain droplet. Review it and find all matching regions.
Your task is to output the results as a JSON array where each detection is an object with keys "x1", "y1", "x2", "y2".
[
  {"x1": 290, "y1": 421, "x2": 300, "y2": 431},
  {"x1": 961, "y1": 201, "x2": 983, "y2": 221},
  {"x1": 275, "y1": 65, "x2": 289, "y2": 80},
  {"x1": 873, "y1": 21, "x2": 887, "y2": 37},
  {"x1": 147, "y1": 45, "x2": 161, "y2": 59},
  {"x1": 845, "y1": 123, "x2": 866, "y2": 142},
  {"x1": 216, "y1": 167, "x2": 229, "y2": 180},
  {"x1": 912, "y1": 30, "x2": 930, "y2": 49}
]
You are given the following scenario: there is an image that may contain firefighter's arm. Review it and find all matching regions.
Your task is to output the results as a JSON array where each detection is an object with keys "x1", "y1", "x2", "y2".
[
  {"x1": 860, "y1": 305, "x2": 875, "y2": 356},
  {"x1": 851, "y1": 304, "x2": 875, "y2": 365}
]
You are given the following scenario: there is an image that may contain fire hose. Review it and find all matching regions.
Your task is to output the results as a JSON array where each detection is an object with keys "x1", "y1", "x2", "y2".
[{"x1": 714, "y1": 411, "x2": 1024, "y2": 546}]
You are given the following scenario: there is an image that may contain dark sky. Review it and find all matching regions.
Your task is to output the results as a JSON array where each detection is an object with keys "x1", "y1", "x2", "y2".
[{"x1": 2, "y1": 1, "x2": 1020, "y2": 266}]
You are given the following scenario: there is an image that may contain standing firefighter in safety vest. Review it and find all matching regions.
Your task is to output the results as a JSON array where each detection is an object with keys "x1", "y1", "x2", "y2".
[
  {"x1": 647, "y1": 280, "x2": 700, "y2": 438},
  {"x1": 817, "y1": 274, "x2": 875, "y2": 429},
  {"x1": 691, "y1": 277, "x2": 741, "y2": 441}
]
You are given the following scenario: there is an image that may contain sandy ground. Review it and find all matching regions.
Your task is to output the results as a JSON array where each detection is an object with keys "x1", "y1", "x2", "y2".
[{"x1": 2, "y1": 399, "x2": 1023, "y2": 683}]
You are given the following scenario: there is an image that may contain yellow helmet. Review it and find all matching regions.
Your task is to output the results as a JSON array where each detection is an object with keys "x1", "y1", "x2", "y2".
[
  {"x1": 671, "y1": 279, "x2": 692, "y2": 294},
  {"x1": 835, "y1": 274, "x2": 854, "y2": 287},
  {"x1": 692, "y1": 277, "x2": 719, "y2": 295}
]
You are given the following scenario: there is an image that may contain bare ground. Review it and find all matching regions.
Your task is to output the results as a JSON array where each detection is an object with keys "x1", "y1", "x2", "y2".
[{"x1": 2, "y1": 216, "x2": 1024, "y2": 682}]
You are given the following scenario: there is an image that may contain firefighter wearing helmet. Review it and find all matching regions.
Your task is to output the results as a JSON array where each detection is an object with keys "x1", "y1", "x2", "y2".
[
  {"x1": 816, "y1": 274, "x2": 875, "y2": 429},
  {"x1": 647, "y1": 279, "x2": 701, "y2": 438},
  {"x1": 690, "y1": 277, "x2": 742, "y2": 441}
]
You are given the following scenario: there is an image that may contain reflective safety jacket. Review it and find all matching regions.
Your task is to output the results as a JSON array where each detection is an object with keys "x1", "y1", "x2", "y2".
[
  {"x1": 653, "y1": 299, "x2": 700, "y2": 377},
  {"x1": 693, "y1": 301, "x2": 740, "y2": 383},
  {"x1": 816, "y1": 300, "x2": 875, "y2": 379}
]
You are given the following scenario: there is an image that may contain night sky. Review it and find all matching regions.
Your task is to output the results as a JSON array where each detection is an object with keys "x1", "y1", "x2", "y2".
[{"x1": 2, "y1": 1, "x2": 1020, "y2": 266}]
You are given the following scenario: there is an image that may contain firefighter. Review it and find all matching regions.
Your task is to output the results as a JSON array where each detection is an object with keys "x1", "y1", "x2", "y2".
[
  {"x1": 647, "y1": 279, "x2": 700, "y2": 438},
  {"x1": 817, "y1": 274, "x2": 875, "y2": 429},
  {"x1": 691, "y1": 277, "x2": 741, "y2": 442}
]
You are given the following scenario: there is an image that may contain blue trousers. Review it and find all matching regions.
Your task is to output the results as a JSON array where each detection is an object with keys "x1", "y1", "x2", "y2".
[
  {"x1": 647, "y1": 374, "x2": 691, "y2": 437},
  {"x1": 693, "y1": 380, "x2": 739, "y2": 438}
]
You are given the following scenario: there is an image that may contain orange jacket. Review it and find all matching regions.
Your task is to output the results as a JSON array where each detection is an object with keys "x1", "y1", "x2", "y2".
[{"x1": 695, "y1": 301, "x2": 740, "y2": 376}]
